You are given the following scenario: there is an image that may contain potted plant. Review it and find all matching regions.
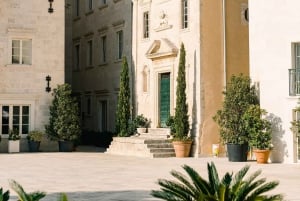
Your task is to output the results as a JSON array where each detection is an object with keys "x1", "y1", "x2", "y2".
[
  {"x1": 45, "y1": 83, "x2": 81, "y2": 152},
  {"x1": 213, "y1": 74, "x2": 259, "y2": 162},
  {"x1": 291, "y1": 99, "x2": 300, "y2": 137},
  {"x1": 133, "y1": 114, "x2": 150, "y2": 133},
  {"x1": 27, "y1": 130, "x2": 44, "y2": 152},
  {"x1": 166, "y1": 116, "x2": 176, "y2": 134},
  {"x1": 172, "y1": 43, "x2": 192, "y2": 157},
  {"x1": 8, "y1": 128, "x2": 20, "y2": 153},
  {"x1": 243, "y1": 105, "x2": 273, "y2": 163}
]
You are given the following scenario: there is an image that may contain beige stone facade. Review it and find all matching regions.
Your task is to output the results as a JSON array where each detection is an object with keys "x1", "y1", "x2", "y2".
[
  {"x1": 0, "y1": 0, "x2": 65, "y2": 152},
  {"x1": 132, "y1": 0, "x2": 249, "y2": 156},
  {"x1": 68, "y1": 0, "x2": 132, "y2": 132},
  {"x1": 67, "y1": 0, "x2": 249, "y2": 156}
]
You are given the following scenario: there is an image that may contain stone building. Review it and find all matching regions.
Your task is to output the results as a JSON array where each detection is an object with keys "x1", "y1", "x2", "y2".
[
  {"x1": 68, "y1": 0, "x2": 132, "y2": 133},
  {"x1": 131, "y1": 0, "x2": 249, "y2": 156},
  {"x1": 0, "y1": 0, "x2": 65, "y2": 152}
]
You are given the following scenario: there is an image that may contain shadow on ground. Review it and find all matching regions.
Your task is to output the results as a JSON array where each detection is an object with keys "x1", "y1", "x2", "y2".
[{"x1": 9, "y1": 190, "x2": 160, "y2": 201}]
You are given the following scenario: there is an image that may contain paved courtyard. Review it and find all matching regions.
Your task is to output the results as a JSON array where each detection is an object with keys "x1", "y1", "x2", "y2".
[{"x1": 0, "y1": 146, "x2": 299, "y2": 201}]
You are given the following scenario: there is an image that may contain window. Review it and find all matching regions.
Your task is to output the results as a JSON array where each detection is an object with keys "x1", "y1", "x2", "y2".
[
  {"x1": 100, "y1": 35, "x2": 107, "y2": 63},
  {"x1": 1, "y1": 105, "x2": 30, "y2": 135},
  {"x1": 74, "y1": 44, "x2": 80, "y2": 70},
  {"x1": 116, "y1": 30, "x2": 123, "y2": 59},
  {"x1": 86, "y1": 96, "x2": 91, "y2": 115},
  {"x1": 143, "y1": 11, "x2": 150, "y2": 38},
  {"x1": 87, "y1": 40, "x2": 93, "y2": 67},
  {"x1": 74, "y1": 0, "x2": 80, "y2": 17},
  {"x1": 289, "y1": 43, "x2": 300, "y2": 95},
  {"x1": 181, "y1": 0, "x2": 188, "y2": 29},
  {"x1": 98, "y1": 100, "x2": 107, "y2": 132},
  {"x1": 100, "y1": 0, "x2": 107, "y2": 5},
  {"x1": 12, "y1": 39, "x2": 32, "y2": 65},
  {"x1": 87, "y1": 0, "x2": 93, "y2": 11}
]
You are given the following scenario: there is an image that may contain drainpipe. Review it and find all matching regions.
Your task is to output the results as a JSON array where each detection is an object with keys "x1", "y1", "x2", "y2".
[
  {"x1": 222, "y1": 0, "x2": 227, "y2": 86},
  {"x1": 132, "y1": 0, "x2": 138, "y2": 117}
]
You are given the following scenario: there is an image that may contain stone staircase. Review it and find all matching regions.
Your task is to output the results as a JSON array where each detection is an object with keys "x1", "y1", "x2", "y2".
[{"x1": 106, "y1": 128, "x2": 175, "y2": 158}]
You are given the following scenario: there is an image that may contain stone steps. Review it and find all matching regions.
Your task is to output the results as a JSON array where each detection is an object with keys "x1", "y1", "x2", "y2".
[{"x1": 106, "y1": 128, "x2": 175, "y2": 158}]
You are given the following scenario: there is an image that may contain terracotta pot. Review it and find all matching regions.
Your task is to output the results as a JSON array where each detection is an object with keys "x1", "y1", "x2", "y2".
[
  {"x1": 172, "y1": 141, "x2": 192, "y2": 157},
  {"x1": 253, "y1": 149, "x2": 270, "y2": 164}
]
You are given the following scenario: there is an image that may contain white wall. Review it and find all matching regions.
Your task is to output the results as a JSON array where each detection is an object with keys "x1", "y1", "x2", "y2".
[{"x1": 249, "y1": 0, "x2": 300, "y2": 163}]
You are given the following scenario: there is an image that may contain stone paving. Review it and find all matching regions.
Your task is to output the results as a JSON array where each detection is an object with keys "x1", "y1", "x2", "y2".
[{"x1": 0, "y1": 146, "x2": 299, "y2": 201}]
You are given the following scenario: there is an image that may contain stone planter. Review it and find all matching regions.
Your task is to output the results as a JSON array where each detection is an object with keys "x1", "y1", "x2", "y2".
[
  {"x1": 136, "y1": 127, "x2": 147, "y2": 134},
  {"x1": 8, "y1": 140, "x2": 20, "y2": 153}
]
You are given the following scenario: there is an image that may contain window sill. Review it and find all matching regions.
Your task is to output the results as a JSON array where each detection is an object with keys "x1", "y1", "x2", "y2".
[
  {"x1": 85, "y1": 65, "x2": 94, "y2": 70},
  {"x1": 98, "y1": 4, "x2": 108, "y2": 10},
  {"x1": 114, "y1": 59, "x2": 122, "y2": 63},
  {"x1": 141, "y1": 38, "x2": 150, "y2": 43},
  {"x1": 73, "y1": 16, "x2": 81, "y2": 22},
  {"x1": 180, "y1": 27, "x2": 190, "y2": 33},
  {"x1": 5, "y1": 64, "x2": 31, "y2": 67},
  {"x1": 85, "y1": 10, "x2": 94, "y2": 16},
  {"x1": 99, "y1": 62, "x2": 108, "y2": 67}
]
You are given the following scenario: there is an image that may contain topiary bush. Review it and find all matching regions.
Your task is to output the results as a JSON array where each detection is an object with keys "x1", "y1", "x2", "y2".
[{"x1": 45, "y1": 83, "x2": 81, "y2": 142}]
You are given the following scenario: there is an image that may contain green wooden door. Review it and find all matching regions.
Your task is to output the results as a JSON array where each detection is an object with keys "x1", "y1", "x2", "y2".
[{"x1": 160, "y1": 73, "x2": 170, "y2": 127}]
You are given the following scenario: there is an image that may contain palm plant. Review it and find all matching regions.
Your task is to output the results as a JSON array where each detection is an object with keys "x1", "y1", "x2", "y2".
[
  {"x1": 9, "y1": 180, "x2": 46, "y2": 201},
  {"x1": 151, "y1": 162, "x2": 283, "y2": 201}
]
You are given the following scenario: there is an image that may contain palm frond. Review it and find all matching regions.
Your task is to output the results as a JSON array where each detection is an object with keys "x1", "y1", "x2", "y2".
[
  {"x1": 246, "y1": 181, "x2": 282, "y2": 201},
  {"x1": 9, "y1": 180, "x2": 29, "y2": 201},
  {"x1": 182, "y1": 165, "x2": 211, "y2": 195},
  {"x1": 29, "y1": 192, "x2": 46, "y2": 201},
  {"x1": 9, "y1": 180, "x2": 46, "y2": 201},
  {"x1": 155, "y1": 179, "x2": 194, "y2": 201},
  {"x1": 58, "y1": 193, "x2": 68, "y2": 201},
  {"x1": 0, "y1": 188, "x2": 10, "y2": 201},
  {"x1": 170, "y1": 170, "x2": 198, "y2": 198},
  {"x1": 234, "y1": 170, "x2": 264, "y2": 201},
  {"x1": 207, "y1": 162, "x2": 220, "y2": 195},
  {"x1": 231, "y1": 165, "x2": 250, "y2": 193}
]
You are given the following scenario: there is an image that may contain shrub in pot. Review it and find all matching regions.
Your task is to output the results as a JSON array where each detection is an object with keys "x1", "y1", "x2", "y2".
[
  {"x1": 45, "y1": 84, "x2": 81, "y2": 152},
  {"x1": 133, "y1": 114, "x2": 150, "y2": 134},
  {"x1": 172, "y1": 43, "x2": 192, "y2": 157},
  {"x1": 243, "y1": 105, "x2": 273, "y2": 163},
  {"x1": 291, "y1": 99, "x2": 300, "y2": 137},
  {"x1": 27, "y1": 130, "x2": 44, "y2": 152},
  {"x1": 213, "y1": 74, "x2": 259, "y2": 162}
]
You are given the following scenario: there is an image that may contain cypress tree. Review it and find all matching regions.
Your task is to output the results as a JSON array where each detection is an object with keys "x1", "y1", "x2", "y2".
[
  {"x1": 116, "y1": 56, "x2": 131, "y2": 137},
  {"x1": 174, "y1": 43, "x2": 189, "y2": 140}
]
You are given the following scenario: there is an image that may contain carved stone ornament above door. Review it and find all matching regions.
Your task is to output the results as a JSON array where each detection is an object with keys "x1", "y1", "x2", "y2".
[{"x1": 146, "y1": 38, "x2": 178, "y2": 60}]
